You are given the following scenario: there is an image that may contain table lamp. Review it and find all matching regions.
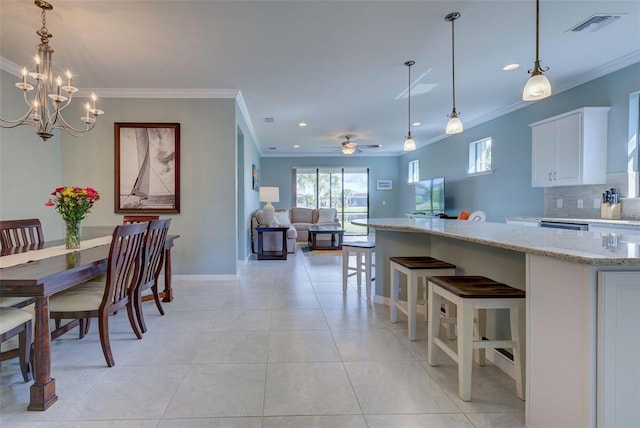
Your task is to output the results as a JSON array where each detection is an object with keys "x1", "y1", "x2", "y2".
[{"x1": 258, "y1": 186, "x2": 279, "y2": 226}]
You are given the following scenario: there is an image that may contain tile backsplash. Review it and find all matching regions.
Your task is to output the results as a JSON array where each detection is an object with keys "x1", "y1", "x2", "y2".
[{"x1": 545, "y1": 172, "x2": 640, "y2": 220}]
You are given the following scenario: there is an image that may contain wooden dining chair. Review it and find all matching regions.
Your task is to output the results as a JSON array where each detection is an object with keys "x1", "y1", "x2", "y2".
[
  {"x1": 133, "y1": 219, "x2": 171, "y2": 333},
  {"x1": 0, "y1": 219, "x2": 43, "y2": 309},
  {"x1": 122, "y1": 215, "x2": 160, "y2": 224},
  {"x1": 0, "y1": 218, "x2": 44, "y2": 250},
  {"x1": 48, "y1": 222, "x2": 148, "y2": 367},
  {"x1": 0, "y1": 307, "x2": 33, "y2": 382}
]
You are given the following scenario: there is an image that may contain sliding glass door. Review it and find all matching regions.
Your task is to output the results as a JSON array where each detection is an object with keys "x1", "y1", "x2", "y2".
[{"x1": 295, "y1": 167, "x2": 369, "y2": 236}]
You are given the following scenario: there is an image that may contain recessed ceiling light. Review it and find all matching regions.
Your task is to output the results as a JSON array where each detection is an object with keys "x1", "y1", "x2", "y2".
[
  {"x1": 298, "y1": 122, "x2": 307, "y2": 127},
  {"x1": 503, "y1": 63, "x2": 519, "y2": 71},
  {"x1": 293, "y1": 145, "x2": 300, "y2": 148},
  {"x1": 412, "y1": 122, "x2": 421, "y2": 126}
]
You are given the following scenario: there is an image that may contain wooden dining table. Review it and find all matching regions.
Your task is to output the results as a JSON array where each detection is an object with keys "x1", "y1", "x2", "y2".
[{"x1": 0, "y1": 233, "x2": 178, "y2": 411}]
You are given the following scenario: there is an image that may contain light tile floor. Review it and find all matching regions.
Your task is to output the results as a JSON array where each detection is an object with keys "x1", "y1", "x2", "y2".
[{"x1": 0, "y1": 246, "x2": 525, "y2": 427}]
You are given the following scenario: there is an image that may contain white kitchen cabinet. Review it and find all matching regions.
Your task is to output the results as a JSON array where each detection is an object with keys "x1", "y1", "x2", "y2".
[{"x1": 530, "y1": 107, "x2": 610, "y2": 187}]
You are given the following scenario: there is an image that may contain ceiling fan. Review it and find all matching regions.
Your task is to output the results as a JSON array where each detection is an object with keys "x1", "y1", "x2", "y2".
[{"x1": 334, "y1": 135, "x2": 382, "y2": 155}]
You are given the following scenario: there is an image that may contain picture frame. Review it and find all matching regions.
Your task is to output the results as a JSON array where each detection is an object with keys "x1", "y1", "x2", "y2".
[
  {"x1": 252, "y1": 163, "x2": 260, "y2": 191},
  {"x1": 376, "y1": 179, "x2": 392, "y2": 190},
  {"x1": 115, "y1": 123, "x2": 180, "y2": 213}
]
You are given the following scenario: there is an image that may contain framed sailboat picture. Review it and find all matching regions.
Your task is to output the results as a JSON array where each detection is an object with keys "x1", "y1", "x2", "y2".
[{"x1": 115, "y1": 123, "x2": 180, "y2": 213}]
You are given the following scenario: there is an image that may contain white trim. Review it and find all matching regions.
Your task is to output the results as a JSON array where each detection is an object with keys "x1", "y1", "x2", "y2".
[
  {"x1": 79, "y1": 88, "x2": 239, "y2": 99},
  {"x1": 236, "y1": 90, "x2": 261, "y2": 155}
]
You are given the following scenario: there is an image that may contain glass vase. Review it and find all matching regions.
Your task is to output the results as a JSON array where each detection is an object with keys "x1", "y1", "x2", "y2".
[{"x1": 65, "y1": 220, "x2": 81, "y2": 249}]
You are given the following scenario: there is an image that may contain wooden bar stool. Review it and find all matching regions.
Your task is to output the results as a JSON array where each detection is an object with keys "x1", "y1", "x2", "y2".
[
  {"x1": 342, "y1": 242, "x2": 375, "y2": 299},
  {"x1": 426, "y1": 275, "x2": 525, "y2": 401},
  {"x1": 389, "y1": 256, "x2": 456, "y2": 341}
]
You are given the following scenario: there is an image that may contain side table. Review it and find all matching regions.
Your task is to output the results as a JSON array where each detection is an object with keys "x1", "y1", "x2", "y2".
[{"x1": 256, "y1": 226, "x2": 289, "y2": 260}]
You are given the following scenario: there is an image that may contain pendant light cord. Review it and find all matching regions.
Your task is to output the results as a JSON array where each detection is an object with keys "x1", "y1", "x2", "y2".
[
  {"x1": 535, "y1": 0, "x2": 540, "y2": 62},
  {"x1": 451, "y1": 17, "x2": 456, "y2": 110},
  {"x1": 407, "y1": 63, "x2": 411, "y2": 134}
]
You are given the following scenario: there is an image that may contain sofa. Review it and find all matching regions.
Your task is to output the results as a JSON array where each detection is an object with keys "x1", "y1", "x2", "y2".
[{"x1": 251, "y1": 207, "x2": 340, "y2": 254}]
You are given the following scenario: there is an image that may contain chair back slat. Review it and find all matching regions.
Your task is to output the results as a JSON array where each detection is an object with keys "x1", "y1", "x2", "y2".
[
  {"x1": 0, "y1": 219, "x2": 44, "y2": 249},
  {"x1": 100, "y1": 222, "x2": 147, "y2": 313},
  {"x1": 122, "y1": 215, "x2": 160, "y2": 224},
  {"x1": 139, "y1": 219, "x2": 171, "y2": 290}
]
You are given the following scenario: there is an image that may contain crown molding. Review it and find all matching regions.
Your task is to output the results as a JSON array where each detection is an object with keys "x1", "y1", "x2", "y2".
[{"x1": 236, "y1": 90, "x2": 260, "y2": 153}]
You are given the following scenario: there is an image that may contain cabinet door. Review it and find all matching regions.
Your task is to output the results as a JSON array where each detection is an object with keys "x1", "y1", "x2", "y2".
[
  {"x1": 531, "y1": 121, "x2": 557, "y2": 187},
  {"x1": 555, "y1": 112, "x2": 582, "y2": 185}
]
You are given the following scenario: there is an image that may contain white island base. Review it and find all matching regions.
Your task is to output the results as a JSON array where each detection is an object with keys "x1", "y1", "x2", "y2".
[{"x1": 363, "y1": 220, "x2": 640, "y2": 428}]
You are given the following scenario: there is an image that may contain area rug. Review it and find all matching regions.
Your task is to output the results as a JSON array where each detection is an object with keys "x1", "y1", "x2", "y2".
[{"x1": 298, "y1": 243, "x2": 343, "y2": 256}]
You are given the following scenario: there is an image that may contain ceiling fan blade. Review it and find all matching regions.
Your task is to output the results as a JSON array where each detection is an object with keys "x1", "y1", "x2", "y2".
[{"x1": 357, "y1": 144, "x2": 383, "y2": 149}]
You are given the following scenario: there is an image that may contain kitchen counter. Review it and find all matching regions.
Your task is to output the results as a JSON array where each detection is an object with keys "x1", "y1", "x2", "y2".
[
  {"x1": 353, "y1": 217, "x2": 640, "y2": 427},
  {"x1": 355, "y1": 217, "x2": 640, "y2": 265},
  {"x1": 505, "y1": 215, "x2": 640, "y2": 227}
]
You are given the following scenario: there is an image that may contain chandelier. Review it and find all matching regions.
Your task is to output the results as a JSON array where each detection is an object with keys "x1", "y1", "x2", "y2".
[{"x1": 0, "y1": 0, "x2": 104, "y2": 141}]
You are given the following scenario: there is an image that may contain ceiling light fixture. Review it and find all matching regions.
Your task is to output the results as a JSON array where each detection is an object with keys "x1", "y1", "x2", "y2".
[
  {"x1": 0, "y1": 1, "x2": 104, "y2": 141},
  {"x1": 403, "y1": 60, "x2": 416, "y2": 151},
  {"x1": 445, "y1": 12, "x2": 463, "y2": 135},
  {"x1": 298, "y1": 122, "x2": 307, "y2": 127},
  {"x1": 523, "y1": 0, "x2": 552, "y2": 101},
  {"x1": 341, "y1": 146, "x2": 356, "y2": 155},
  {"x1": 503, "y1": 63, "x2": 520, "y2": 71}
]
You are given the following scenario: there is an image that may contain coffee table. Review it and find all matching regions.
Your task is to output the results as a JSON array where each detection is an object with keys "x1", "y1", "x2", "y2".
[{"x1": 307, "y1": 225, "x2": 345, "y2": 250}]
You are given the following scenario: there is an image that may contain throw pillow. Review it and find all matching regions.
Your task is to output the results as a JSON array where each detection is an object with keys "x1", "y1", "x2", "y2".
[
  {"x1": 255, "y1": 210, "x2": 265, "y2": 225},
  {"x1": 274, "y1": 210, "x2": 290, "y2": 226},
  {"x1": 317, "y1": 208, "x2": 335, "y2": 223}
]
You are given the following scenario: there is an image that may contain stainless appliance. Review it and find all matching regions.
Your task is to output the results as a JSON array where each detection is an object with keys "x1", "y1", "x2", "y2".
[{"x1": 539, "y1": 220, "x2": 589, "y2": 231}]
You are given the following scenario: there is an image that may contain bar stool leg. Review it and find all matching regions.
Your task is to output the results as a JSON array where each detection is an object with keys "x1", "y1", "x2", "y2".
[
  {"x1": 474, "y1": 308, "x2": 486, "y2": 366},
  {"x1": 390, "y1": 264, "x2": 399, "y2": 323},
  {"x1": 427, "y1": 282, "x2": 440, "y2": 366},
  {"x1": 342, "y1": 248, "x2": 349, "y2": 294},
  {"x1": 458, "y1": 300, "x2": 475, "y2": 401},
  {"x1": 407, "y1": 270, "x2": 417, "y2": 341},
  {"x1": 356, "y1": 251, "x2": 363, "y2": 288},
  {"x1": 511, "y1": 301, "x2": 525, "y2": 400},
  {"x1": 445, "y1": 304, "x2": 457, "y2": 340},
  {"x1": 364, "y1": 250, "x2": 372, "y2": 300}
]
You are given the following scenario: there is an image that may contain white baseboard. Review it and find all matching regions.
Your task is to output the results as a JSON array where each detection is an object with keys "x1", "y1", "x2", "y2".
[{"x1": 374, "y1": 294, "x2": 516, "y2": 380}]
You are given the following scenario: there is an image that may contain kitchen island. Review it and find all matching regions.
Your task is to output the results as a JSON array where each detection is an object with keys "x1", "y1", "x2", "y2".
[{"x1": 353, "y1": 218, "x2": 640, "y2": 428}]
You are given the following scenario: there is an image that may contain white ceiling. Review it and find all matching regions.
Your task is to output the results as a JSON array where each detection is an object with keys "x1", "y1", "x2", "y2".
[{"x1": 1, "y1": 1, "x2": 639, "y2": 157}]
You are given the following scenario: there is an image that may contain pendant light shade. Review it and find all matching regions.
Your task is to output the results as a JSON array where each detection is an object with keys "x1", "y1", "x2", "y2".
[
  {"x1": 403, "y1": 60, "x2": 416, "y2": 151},
  {"x1": 445, "y1": 12, "x2": 463, "y2": 135},
  {"x1": 523, "y1": 0, "x2": 552, "y2": 101}
]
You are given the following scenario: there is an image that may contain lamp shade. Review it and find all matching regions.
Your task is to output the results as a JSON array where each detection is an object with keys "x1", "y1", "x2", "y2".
[
  {"x1": 446, "y1": 115, "x2": 463, "y2": 134},
  {"x1": 522, "y1": 73, "x2": 552, "y2": 101},
  {"x1": 259, "y1": 186, "x2": 279, "y2": 203},
  {"x1": 403, "y1": 136, "x2": 416, "y2": 152}
]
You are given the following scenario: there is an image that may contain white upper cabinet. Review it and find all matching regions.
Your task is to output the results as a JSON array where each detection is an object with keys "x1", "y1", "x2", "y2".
[{"x1": 530, "y1": 107, "x2": 610, "y2": 187}]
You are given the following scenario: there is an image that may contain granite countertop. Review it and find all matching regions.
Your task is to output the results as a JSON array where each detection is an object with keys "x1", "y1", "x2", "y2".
[
  {"x1": 353, "y1": 218, "x2": 640, "y2": 266},
  {"x1": 505, "y1": 216, "x2": 640, "y2": 227}
]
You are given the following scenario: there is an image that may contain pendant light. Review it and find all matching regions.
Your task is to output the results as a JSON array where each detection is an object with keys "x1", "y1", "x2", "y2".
[
  {"x1": 403, "y1": 60, "x2": 416, "y2": 151},
  {"x1": 445, "y1": 12, "x2": 463, "y2": 134},
  {"x1": 523, "y1": 0, "x2": 552, "y2": 101}
]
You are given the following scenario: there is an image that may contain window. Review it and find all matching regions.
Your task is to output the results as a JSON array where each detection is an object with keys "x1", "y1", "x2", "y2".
[
  {"x1": 468, "y1": 137, "x2": 492, "y2": 175},
  {"x1": 408, "y1": 159, "x2": 419, "y2": 184}
]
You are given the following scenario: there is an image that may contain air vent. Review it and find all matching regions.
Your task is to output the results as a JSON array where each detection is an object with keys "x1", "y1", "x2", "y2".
[
  {"x1": 569, "y1": 14, "x2": 623, "y2": 32},
  {"x1": 269, "y1": 146, "x2": 277, "y2": 150},
  {"x1": 263, "y1": 117, "x2": 275, "y2": 123}
]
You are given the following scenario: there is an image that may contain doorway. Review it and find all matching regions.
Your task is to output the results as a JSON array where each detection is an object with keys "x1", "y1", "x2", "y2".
[{"x1": 294, "y1": 167, "x2": 369, "y2": 236}]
